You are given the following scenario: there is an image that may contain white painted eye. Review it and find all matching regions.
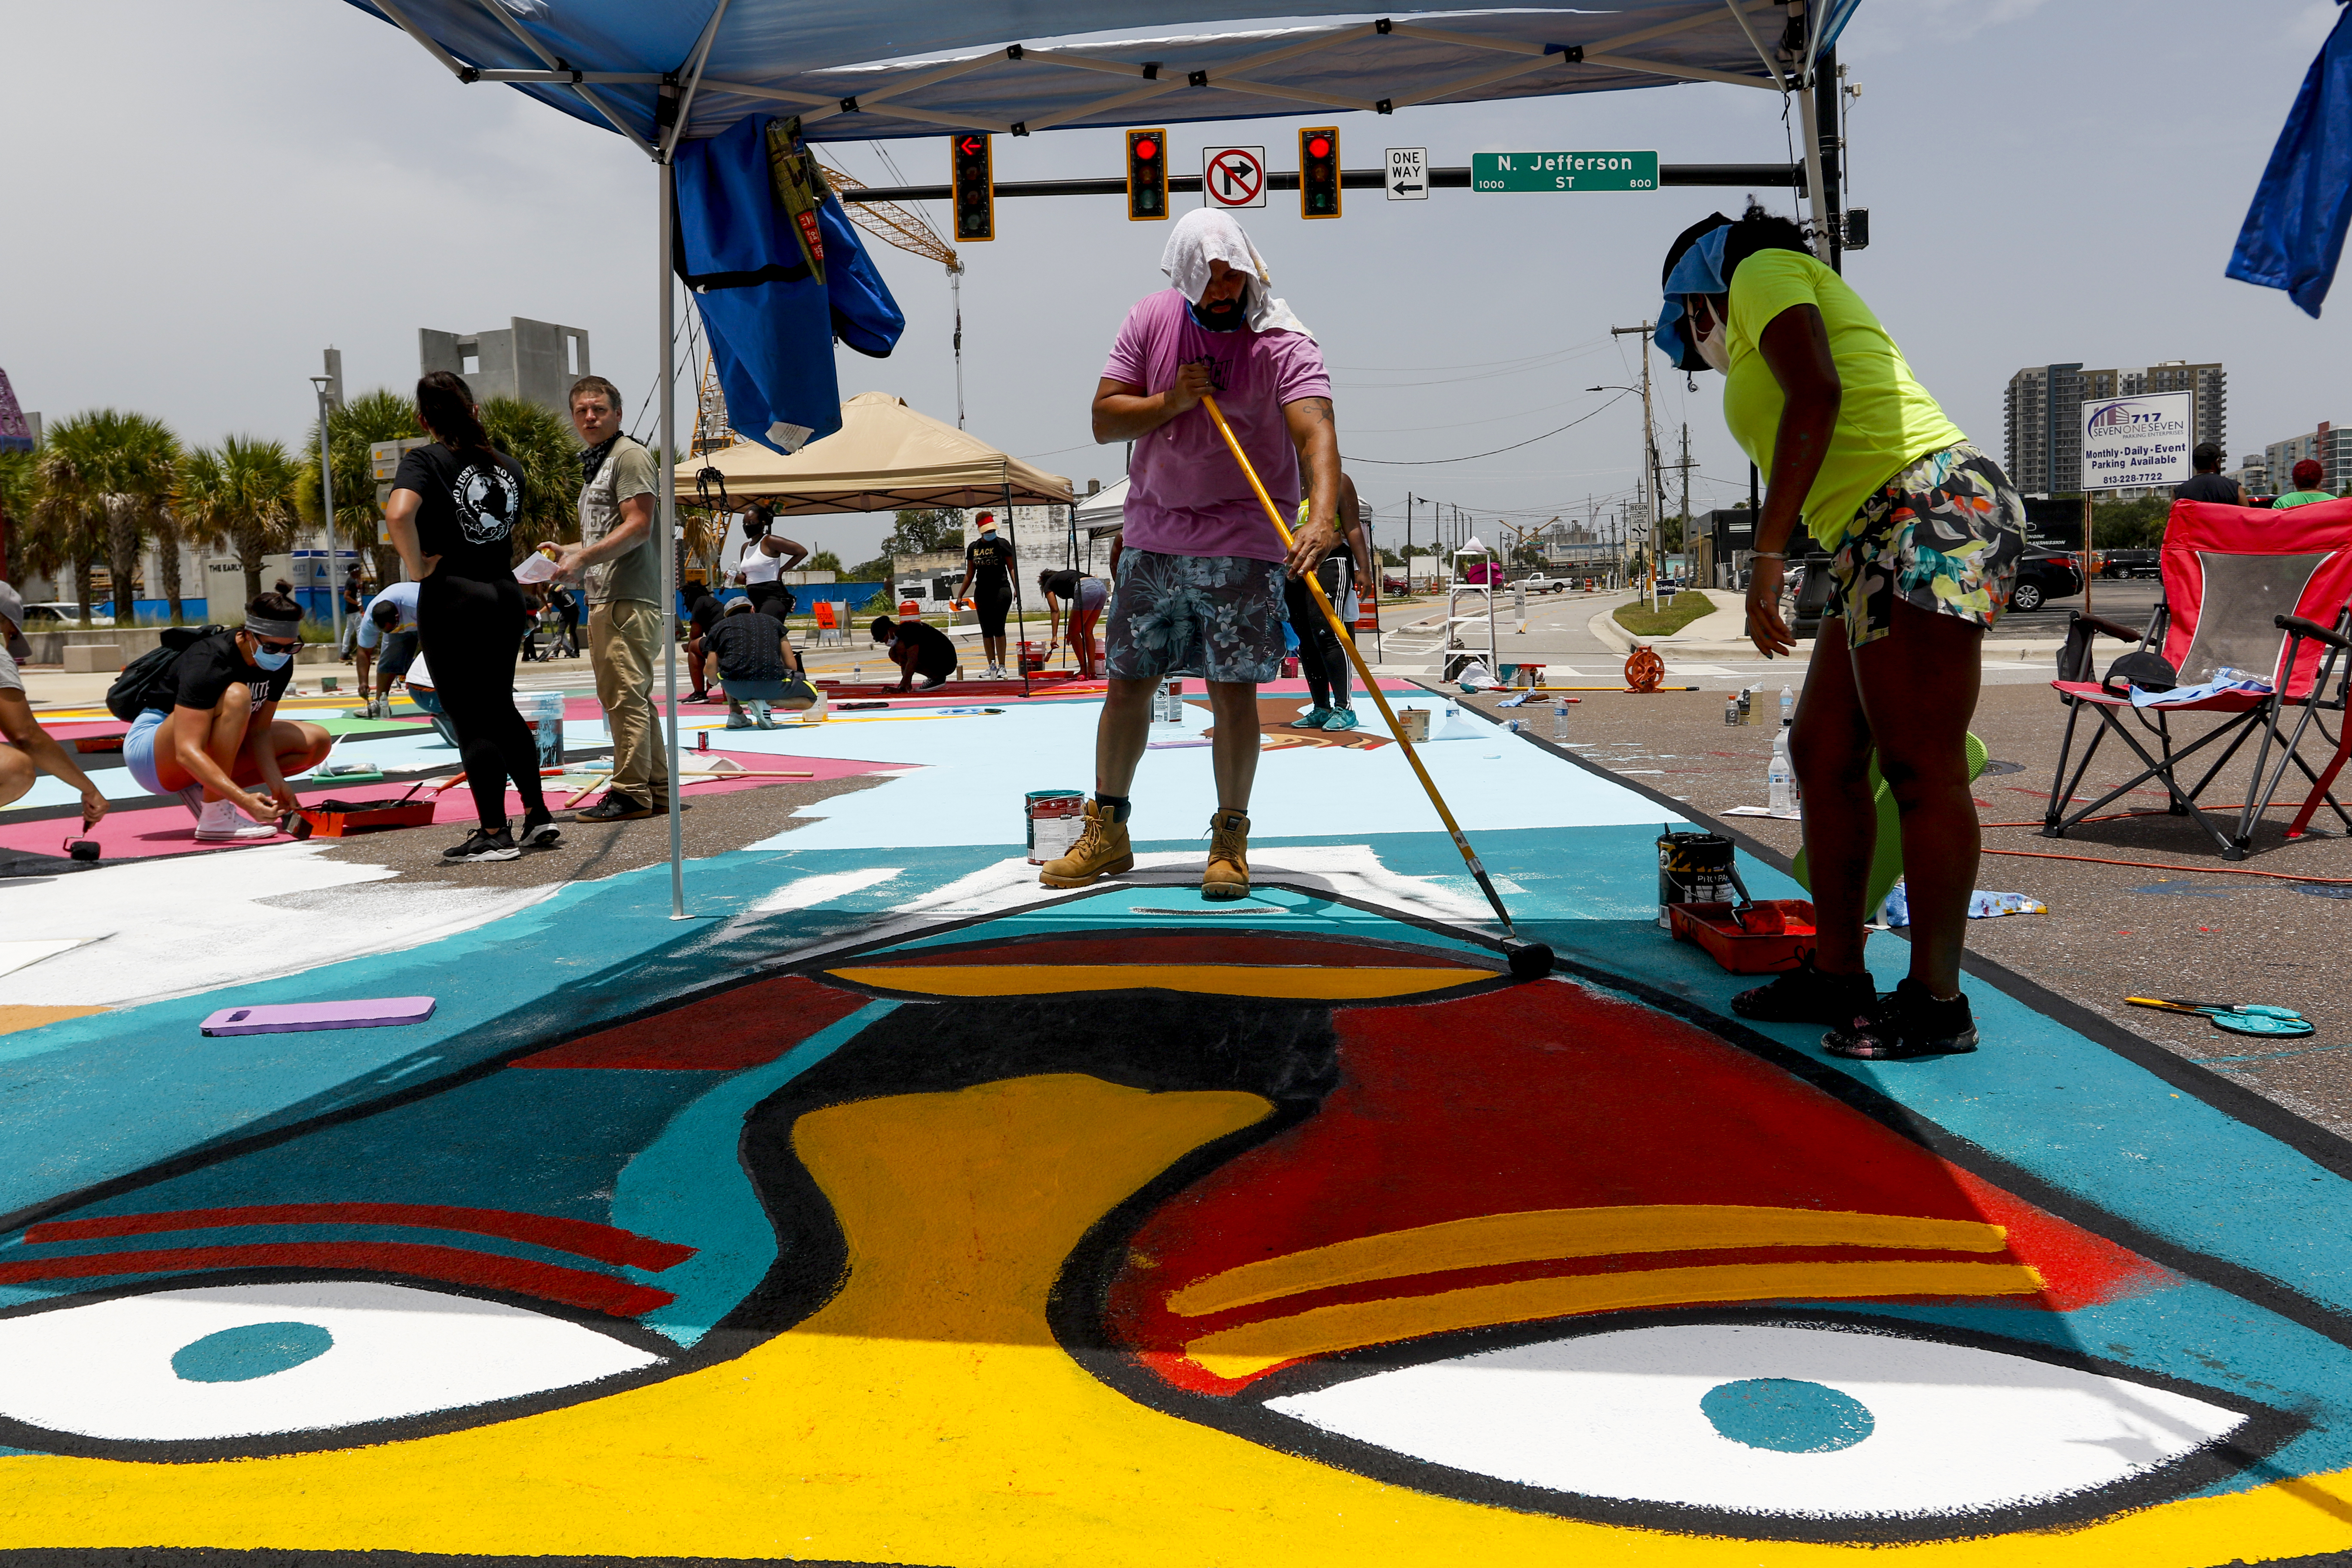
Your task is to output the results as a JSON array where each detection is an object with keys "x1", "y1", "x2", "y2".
[
  {"x1": 0, "y1": 1281, "x2": 661, "y2": 1443},
  {"x1": 1265, "y1": 1322, "x2": 2248, "y2": 1519}
]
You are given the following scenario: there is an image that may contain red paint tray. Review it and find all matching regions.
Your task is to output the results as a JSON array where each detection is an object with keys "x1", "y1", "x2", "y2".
[
  {"x1": 295, "y1": 798, "x2": 438, "y2": 837},
  {"x1": 1669, "y1": 900, "x2": 1818, "y2": 974}
]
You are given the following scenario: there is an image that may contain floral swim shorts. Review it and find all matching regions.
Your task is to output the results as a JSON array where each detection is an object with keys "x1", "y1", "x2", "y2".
[
  {"x1": 1826, "y1": 442, "x2": 2027, "y2": 649},
  {"x1": 1104, "y1": 549, "x2": 1289, "y2": 683}
]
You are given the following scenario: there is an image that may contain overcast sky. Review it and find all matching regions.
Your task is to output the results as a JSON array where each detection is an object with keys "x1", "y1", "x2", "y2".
[{"x1": 3, "y1": 0, "x2": 2345, "y2": 563}]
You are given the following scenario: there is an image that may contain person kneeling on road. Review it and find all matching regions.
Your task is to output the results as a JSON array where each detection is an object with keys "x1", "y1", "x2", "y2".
[
  {"x1": 0, "y1": 581, "x2": 110, "y2": 827},
  {"x1": 707, "y1": 599, "x2": 810, "y2": 729},
  {"x1": 122, "y1": 592, "x2": 333, "y2": 842},
  {"x1": 870, "y1": 615, "x2": 959, "y2": 692}
]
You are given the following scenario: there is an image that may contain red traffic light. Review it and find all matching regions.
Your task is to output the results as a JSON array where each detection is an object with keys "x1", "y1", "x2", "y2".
[
  {"x1": 1133, "y1": 138, "x2": 1158, "y2": 161},
  {"x1": 959, "y1": 135, "x2": 984, "y2": 156},
  {"x1": 1306, "y1": 136, "x2": 1331, "y2": 159}
]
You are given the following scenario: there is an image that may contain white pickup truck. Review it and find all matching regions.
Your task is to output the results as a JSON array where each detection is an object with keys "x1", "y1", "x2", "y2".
[{"x1": 1508, "y1": 574, "x2": 1578, "y2": 594}]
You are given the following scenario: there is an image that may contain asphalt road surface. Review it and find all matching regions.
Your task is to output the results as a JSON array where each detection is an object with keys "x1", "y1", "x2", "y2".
[{"x1": 1986, "y1": 576, "x2": 2162, "y2": 639}]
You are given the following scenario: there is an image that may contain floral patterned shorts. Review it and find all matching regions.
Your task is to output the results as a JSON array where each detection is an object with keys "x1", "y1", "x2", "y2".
[
  {"x1": 1827, "y1": 443, "x2": 2027, "y2": 649},
  {"x1": 1104, "y1": 549, "x2": 1289, "y2": 683}
]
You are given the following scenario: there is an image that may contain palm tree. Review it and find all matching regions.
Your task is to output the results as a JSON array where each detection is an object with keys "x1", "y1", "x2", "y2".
[
  {"x1": 178, "y1": 436, "x2": 303, "y2": 608},
  {"x1": 297, "y1": 388, "x2": 418, "y2": 591},
  {"x1": 33, "y1": 410, "x2": 182, "y2": 627},
  {"x1": 478, "y1": 395, "x2": 582, "y2": 557}
]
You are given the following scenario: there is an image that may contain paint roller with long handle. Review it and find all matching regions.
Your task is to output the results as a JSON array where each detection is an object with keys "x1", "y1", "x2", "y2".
[{"x1": 1198, "y1": 392, "x2": 1555, "y2": 983}]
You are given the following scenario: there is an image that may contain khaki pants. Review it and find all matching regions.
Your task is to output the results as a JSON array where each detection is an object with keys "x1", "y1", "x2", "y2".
[{"x1": 588, "y1": 600, "x2": 671, "y2": 801}]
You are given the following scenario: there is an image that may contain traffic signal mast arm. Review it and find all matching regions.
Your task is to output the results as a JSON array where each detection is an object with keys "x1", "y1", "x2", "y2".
[{"x1": 839, "y1": 161, "x2": 1804, "y2": 205}]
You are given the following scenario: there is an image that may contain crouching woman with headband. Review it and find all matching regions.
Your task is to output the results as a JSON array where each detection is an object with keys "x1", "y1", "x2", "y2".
[{"x1": 122, "y1": 592, "x2": 334, "y2": 841}]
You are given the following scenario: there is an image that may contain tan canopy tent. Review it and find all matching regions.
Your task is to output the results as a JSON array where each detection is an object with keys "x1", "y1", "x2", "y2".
[{"x1": 675, "y1": 391, "x2": 1071, "y2": 513}]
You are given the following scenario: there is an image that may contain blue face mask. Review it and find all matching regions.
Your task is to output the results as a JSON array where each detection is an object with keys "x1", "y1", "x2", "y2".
[{"x1": 251, "y1": 646, "x2": 293, "y2": 671}]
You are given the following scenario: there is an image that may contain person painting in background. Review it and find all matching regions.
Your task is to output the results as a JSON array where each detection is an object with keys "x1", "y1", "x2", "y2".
[
  {"x1": 1038, "y1": 566, "x2": 1108, "y2": 680},
  {"x1": 1042, "y1": 207, "x2": 1340, "y2": 900},
  {"x1": 121, "y1": 591, "x2": 333, "y2": 842},
  {"x1": 1285, "y1": 470, "x2": 1375, "y2": 732},
  {"x1": 0, "y1": 581, "x2": 109, "y2": 826},
  {"x1": 353, "y1": 579, "x2": 420, "y2": 717},
  {"x1": 870, "y1": 615, "x2": 959, "y2": 692},
  {"x1": 552, "y1": 373, "x2": 668, "y2": 824},
  {"x1": 384, "y1": 371, "x2": 558, "y2": 864},
  {"x1": 2273, "y1": 457, "x2": 2336, "y2": 510},
  {"x1": 959, "y1": 514, "x2": 1018, "y2": 680},
  {"x1": 1656, "y1": 204, "x2": 2026, "y2": 1060}
]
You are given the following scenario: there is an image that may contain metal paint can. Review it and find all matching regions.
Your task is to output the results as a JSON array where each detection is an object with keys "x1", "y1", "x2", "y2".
[
  {"x1": 1398, "y1": 707, "x2": 1431, "y2": 743},
  {"x1": 1657, "y1": 830, "x2": 1737, "y2": 928},
  {"x1": 1026, "y1": 789, "x2": 1086, "y2": 864}
]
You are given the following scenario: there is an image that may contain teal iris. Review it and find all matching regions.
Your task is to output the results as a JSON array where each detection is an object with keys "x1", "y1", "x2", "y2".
[
  {"x1": 169, "y1": 1321, "x2": 335, "y2": 1384},
  {"x1": 1699, "y1": 1377, "x2": 1875, "y2": 1453}
]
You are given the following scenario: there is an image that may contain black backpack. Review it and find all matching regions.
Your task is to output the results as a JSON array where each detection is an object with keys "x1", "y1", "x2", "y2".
[{"x1": 105, "y1": 625, "x2": 222, "y2": 722}]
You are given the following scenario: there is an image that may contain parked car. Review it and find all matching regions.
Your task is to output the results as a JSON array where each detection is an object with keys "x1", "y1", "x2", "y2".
[
  {"x1": 2100, "y1": 548, "x2": 2159, "y2": 580},
  {"x1": 1511, "y1": 574, "x2": 1573, "y2": 594},
  {"x1": 2009, "y1": 544, "x2": 2084, "y2": 613},
  {"x1": 19, "y1": 601, "x2": 76, "y2": 625},
  {"x1": 1382, "y1": 573, "x2": 1411, "y2": 595}
]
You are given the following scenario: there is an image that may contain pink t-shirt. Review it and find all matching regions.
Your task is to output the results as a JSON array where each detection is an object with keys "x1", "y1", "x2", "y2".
[{"x1": 1101, "y1": 288, "x2": 1332, "y2": 563}]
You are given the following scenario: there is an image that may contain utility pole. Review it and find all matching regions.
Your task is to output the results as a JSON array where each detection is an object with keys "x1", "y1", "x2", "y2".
[{"x1": 1610, "y1": 322, "x2": 1657, "y2": 608}]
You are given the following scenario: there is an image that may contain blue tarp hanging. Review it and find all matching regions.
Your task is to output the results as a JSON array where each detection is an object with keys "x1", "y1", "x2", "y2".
[
  {"x1": 675, "y1": 116, "x2": 906, "y2": 454},
  {"x1": 2228, "y1": 1, "x2": 2352, "y2": 318}
]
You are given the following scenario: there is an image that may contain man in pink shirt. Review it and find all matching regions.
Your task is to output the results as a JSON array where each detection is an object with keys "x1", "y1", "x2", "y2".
[{"x1": 1040, "y1": 210, "x2": 1342, "y2": 900}]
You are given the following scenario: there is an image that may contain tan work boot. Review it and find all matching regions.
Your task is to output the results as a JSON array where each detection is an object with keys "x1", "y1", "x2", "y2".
[
  {"x1": 1202, "y1": 808, "x2": 1251, "y2": 901},
  {"x1": 1039, "y1": 799, "x2": 1134, "y2": 888}
]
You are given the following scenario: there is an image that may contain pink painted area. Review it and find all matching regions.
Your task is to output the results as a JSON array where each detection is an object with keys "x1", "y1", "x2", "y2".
[{"x1": 0, "y1": 750, "x2": 898, "y2": 865}]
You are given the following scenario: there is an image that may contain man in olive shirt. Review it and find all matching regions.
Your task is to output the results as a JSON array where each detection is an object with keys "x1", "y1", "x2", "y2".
[{"x1": 552, "y1": 374, "x2": 670, "y2": 821}]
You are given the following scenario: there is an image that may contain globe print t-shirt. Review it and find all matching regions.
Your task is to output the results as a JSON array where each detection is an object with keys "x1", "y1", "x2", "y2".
[{"x1": 393, "y1": 442, "x2": 529, "y2": 582}]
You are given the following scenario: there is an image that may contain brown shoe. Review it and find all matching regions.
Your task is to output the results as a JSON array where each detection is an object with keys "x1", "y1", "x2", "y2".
[
  {"x1": 1038, "y1": 799, "x2": 1133, "y2": 888},
  {"x1": 1202, "y1": 808, "x2": 1251, "y2": 901}
]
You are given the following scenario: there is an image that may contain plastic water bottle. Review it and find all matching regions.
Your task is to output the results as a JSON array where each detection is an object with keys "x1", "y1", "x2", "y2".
[
  {"x1": 1768, "y1": 726, "x2": 1795, "y2": 814},
  {"x1": 1551, "y1": 696, "x2": 1570, "y2": 739},
  {"x1": 1780, "y1": 683, "x2": 1795, "y2": 727},
  {"x1": 851, "y1": 663, "x2": 862, "y2": 683}
]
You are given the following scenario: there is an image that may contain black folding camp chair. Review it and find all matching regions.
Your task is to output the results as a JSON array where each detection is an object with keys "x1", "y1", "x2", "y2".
[{"x1": 2044, "y1": 496, "x2": 2352, "y2": 860}]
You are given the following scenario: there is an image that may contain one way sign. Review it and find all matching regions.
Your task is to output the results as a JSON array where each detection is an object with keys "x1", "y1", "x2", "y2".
[{"x1": 1385, "y1": 146, "x2": 1428, "y2": 200}]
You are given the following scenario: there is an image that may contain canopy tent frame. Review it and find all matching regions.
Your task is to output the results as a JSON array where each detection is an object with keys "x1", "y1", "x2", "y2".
[{"x1": 355, "y1": 0, "x2": 1856, "y2": 919}]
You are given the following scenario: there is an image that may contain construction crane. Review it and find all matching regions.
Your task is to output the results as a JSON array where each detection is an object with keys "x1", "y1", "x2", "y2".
[{"x1": 821, "y1": 164, "x2": 970, "y2": 428}]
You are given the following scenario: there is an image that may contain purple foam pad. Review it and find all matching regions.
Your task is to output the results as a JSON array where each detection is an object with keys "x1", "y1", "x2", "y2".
[{"x1": 200, "y1": 997, "x2": 438, "y2": 1036}]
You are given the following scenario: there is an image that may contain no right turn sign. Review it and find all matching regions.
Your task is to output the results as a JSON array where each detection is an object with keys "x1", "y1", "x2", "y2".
[{"x1": 1386, "y1": 147, "x2": 1428, "y2": 200}]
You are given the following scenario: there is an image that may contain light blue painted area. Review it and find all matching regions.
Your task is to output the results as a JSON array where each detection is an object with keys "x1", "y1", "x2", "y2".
[
  {"x1": 169, "y1": 1321, "x2": 334, "y2": 1383},
  {"x1": 1700, "y1": 1378, "x2": 1874, "y2": 1453},
  {"x1": 611, "y1": 1000, "x2": 897, "y2": 1346}
]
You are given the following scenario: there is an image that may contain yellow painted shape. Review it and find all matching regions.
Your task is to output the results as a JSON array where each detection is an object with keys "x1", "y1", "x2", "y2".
[
  {"x1": 1182, "y1": 1259, "x2": 2046, "y2": 1379},
  {"x1": 0, "y1": 1004, "x2": 107, "y2": 1037},
  {"x1": 828, "y1": 962, "x2": 1484, "y2": 999},
  {"x1": 1167, "y1": 1204, "x2": 2012, "y2": 1316},
  {"x1": 1, "y1": 1072, "x2": 2345, "y2": 1568}
]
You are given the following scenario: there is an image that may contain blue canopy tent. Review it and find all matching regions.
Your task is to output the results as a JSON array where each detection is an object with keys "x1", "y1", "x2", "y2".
[{"x1": 344, "y1": 0, "x2": 1863, "y2": 914}]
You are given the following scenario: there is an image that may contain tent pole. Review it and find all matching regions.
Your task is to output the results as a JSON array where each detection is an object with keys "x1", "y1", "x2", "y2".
[
  {"x1": 660, "y1": 155, "x2": 686, "y2": 919},
  {"x1": 1795, "y1": 68, "x2": 1832, "y2": 263}
]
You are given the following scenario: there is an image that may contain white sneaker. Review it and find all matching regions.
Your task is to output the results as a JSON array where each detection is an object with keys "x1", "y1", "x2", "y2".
[{"x1": 194, "y1": 799, "x2": 279, "y2": 842}]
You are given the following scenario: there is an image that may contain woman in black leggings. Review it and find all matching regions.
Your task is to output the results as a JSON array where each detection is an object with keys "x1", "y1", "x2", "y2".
[{"x1": 383, "y1": 371, "x2": 558, "y2": 862}]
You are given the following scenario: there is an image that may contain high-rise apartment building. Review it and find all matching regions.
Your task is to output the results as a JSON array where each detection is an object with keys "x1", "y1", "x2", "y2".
[
  {"x1": 2009, "y1": 359, "x2": 2226, "y2": 494},
  {"x1": 2265, "y1": 423, "x2": 2352, "y2": 494},
  {"x1": 2004, "y1": 362, "x2": 2082, "y2": 495}
]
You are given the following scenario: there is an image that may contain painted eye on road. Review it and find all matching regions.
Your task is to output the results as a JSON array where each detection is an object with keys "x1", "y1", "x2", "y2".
[
  {"x1": 0, "y1": 1280, "x2": 662, "y2": 1448},
  {"x1": 1265, "y1": 1321, "x2": 2253, "y2": 1523}
]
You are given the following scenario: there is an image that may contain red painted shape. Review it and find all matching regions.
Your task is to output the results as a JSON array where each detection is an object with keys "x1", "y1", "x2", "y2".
[
  {"x1": 854, "y1": 934, "x2": 1479, "y2": 971},
  {"x1": 0, "y1": 1242, "x2": 672, "y2": 1317},
  {"x1": 1105, "y1": 983, "x2": 2175, "y2": 1392},
  {"x1": 26, "y1": 1204, "x2": 693, "y2": 1272},
  {"x1": 515, "y1": 974, "x2": 870, "y2": 1070}
]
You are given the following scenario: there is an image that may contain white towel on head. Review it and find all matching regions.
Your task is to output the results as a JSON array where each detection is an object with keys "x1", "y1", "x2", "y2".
[{"x1": 1158, "y1": 208, "x2": 1313, "y2": 338}]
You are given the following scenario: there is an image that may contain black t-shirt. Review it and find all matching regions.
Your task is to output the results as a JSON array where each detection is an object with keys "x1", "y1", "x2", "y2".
[
  {"x1": 707, "y1": 612, "x2": 788, "y2": 681},
  {"x1": 689, "y1": 595, "x2": 726, "y2": 634},
  {"x1": 894, "y1": 619, "x2": 960, "y2": 677},
  {"x1": 967, "y1": 534, "x2": 1016, "y2": 597},
  {"x1": 2176, "y1": 472, "x2": 2242, "y2": 504},
  {"x1": 172, "y1": 631, "x2": 293, "y2": 713},
  {"x1": 393, "y1": 442, "x2": 529, "y2": 582},
  {"x1": 340, "y1": 579, "x2": 365, "y2": 613},
  {"x1": 1042, "y1": 569, "x2": 1084, "y2": 601}
]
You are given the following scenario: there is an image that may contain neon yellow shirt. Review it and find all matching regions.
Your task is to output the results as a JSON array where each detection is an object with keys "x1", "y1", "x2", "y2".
[{"x1": 1723, "y1": 248, "x2": 1966, "y2": 548}]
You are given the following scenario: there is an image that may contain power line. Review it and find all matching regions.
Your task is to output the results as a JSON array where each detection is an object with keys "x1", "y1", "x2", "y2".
[{"x1": 1342, "y1": 389, "x2": 1632, "y2": 467}]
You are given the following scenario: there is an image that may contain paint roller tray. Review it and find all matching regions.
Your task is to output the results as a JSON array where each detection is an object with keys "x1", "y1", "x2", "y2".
[
  {"x1": 294, "y1": 798, "x2": 438, "y2": 836},
  {"x1": 1669, "y1": 900, "x2": 1818, "y2": 974}
]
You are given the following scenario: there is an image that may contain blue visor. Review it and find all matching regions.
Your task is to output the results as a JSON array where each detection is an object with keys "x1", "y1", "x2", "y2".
[{"x1": 1653, "y1": 225, "x2": 1731, "y2": 371}]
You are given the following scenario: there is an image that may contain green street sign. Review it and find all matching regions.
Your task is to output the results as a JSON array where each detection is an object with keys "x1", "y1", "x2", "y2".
[{"x1": 1470, "y1": 151, "x2": 1658, "y2": 193}]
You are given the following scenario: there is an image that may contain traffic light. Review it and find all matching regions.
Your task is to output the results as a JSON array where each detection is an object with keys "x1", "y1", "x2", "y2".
[
  {"x1": 951, "y1": 132, "x2": 993, "y2": 242},
  {"x1": 1126, "y1": 127, "x2": 1168, "y2": 220},
  {"x1": 1299, "y1": 126, "x2": 1341, "y2": 219}
]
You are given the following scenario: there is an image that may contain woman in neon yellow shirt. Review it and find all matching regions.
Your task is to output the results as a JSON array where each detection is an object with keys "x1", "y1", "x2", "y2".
[{"x1": 1655, "y1": 205, "x2": 2027, "y2": 1061}]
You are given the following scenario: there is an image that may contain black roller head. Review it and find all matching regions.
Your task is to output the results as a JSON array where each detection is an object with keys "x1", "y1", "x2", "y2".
[
  {"x1": 66, "y1": 839, "x2": 101, "y2": 863},
  {"x1": 1503, "y1": 939, "x2": 1555, "y2": 981}
]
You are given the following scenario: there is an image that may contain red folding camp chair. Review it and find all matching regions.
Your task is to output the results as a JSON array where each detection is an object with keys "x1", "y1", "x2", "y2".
[{"x1": 2044, "y1": 496, "x2": 2352, "y2": 859}]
